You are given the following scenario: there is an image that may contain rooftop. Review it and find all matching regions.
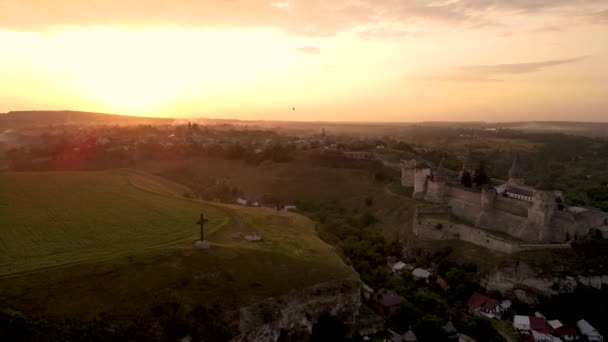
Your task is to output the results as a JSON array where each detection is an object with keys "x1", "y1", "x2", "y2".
[
  {"x1": 373, "y1": 288, "x2": 404, "y2": 307},
  {"x1": 468, "y1": 292, "x2": 500, "y2": 311}
]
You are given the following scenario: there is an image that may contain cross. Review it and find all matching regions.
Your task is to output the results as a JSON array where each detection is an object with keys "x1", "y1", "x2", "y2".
[{"x1": 196, "y1": 212, "x2": 208, "y2": 241}]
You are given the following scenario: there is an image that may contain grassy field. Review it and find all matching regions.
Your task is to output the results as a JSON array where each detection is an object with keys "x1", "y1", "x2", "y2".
[{"x1": 0, "y1": 170, "x2": 355, "y2": 318}]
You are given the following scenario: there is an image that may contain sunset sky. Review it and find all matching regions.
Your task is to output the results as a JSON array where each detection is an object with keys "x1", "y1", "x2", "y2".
[{"x1": 0, "y1": 1, "x2": 607, "y2": 122}]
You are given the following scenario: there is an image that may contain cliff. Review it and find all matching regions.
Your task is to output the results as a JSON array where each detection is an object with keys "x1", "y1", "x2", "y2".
[
  {"x1": 233, "y1": 278, "x2": 361, "y2": 342},
  {"x1": 482, "y1": 261, "x2": 608, "y2": 304}
]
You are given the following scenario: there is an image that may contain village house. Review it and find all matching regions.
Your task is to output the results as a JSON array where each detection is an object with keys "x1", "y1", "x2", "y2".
[
  {"x1": 388, "y1": 329, "x2": 418, "y2": 342},
  {"x1": 577, "y1": 320, "x2": 603, "y2": 342},
  {"x1": 548, "y1": 320, "x2": 578, "y2": 342},
  {"x1": 467, "y1": 292, "x2": 504, "y2": 319},
  {"x1": 370, "y1": 288, "x2": 404, "y2": 317},
  {"x1": 411, "y1": 268, "x2": 431, "y2": 281},
  {"x1": 514, "y1": 315, "x2": 560, "y2": 342},
  {"x1": 443, "y1": 320, "x2": 458, "y2": 341}
]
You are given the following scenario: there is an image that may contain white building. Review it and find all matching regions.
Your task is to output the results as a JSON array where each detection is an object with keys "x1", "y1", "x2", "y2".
[
  {"x1": 392, "y1": 261, "x2": 407, "y2": 273},
  {"x1": 577, "y1": 320, "x2": 603, "y2": 342},
  {"x1": 412, "y1": 268, "x2": 431, "y2": 280},
  {"x1": 514, "y1": 315, "x2": 531, "y2": 331}
]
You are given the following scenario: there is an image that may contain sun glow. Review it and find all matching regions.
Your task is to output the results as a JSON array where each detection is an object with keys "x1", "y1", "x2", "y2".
[{"x1": 1, "y1": 27, "x2": 330, "y2": 116}]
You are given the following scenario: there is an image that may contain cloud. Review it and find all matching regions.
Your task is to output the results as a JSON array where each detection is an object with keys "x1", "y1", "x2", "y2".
[
  {"x1": 294, "y1": 46, "x2": 320, "y2": 54},
  {"x1": 588, "y1": 9, "x2": 608, "y2": 24},
  {"x1": 357, "y1": 27, "x2": 419, "y2": 40},
  {"x1": 409, "y1": 56, "x2": 587, "y2": 82},
  {"x1": 0, "y1": 1, "x2": 606, "y2": 35}
]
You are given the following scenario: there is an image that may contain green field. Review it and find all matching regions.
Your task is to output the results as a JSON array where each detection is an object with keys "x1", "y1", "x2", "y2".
[{"x1": 0, "y1": 170, "x2": 355, "y2": 317}]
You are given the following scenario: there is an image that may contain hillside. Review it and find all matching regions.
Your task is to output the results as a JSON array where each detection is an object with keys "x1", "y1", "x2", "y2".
[
  {"x1": 0, "y1": 170, "x2": 356, "y2": 321},
  {"x1": 0, "y1": 110, "x2": 172, "y2": 127}
]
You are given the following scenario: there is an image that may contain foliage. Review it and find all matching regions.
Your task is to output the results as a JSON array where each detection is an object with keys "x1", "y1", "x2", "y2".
[
  {"x1": 0, "y1": 305, "x2": 234, "y2": 342},
  {"x1": 473, "y1": 161, "x2": 491, "y2": 187},
  {"x1": 460, "y1": 170, "x2": 472, "y2": 188}
]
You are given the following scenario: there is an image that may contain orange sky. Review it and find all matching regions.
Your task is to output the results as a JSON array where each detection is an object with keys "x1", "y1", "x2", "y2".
[{"x1": 0, "y1": 1, "x2": 607, "y2": 122}]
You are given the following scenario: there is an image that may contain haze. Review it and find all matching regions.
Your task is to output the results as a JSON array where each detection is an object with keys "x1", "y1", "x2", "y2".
[{"x1": 1, "y1": 0, "x2": 607, "y2": 122}]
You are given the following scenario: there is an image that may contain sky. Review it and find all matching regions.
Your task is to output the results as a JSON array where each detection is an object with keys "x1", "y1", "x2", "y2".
[{"x1": 0, "y1": 1, "x2": 607, "y2": 122}]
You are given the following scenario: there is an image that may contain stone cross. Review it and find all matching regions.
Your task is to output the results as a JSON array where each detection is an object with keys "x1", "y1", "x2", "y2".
[{"x1": 197, "y1": 212, "x2": 208, "y2": 241}]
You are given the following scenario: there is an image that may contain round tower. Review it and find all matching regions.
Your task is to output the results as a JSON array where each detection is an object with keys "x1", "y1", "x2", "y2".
[
  {"x1": 528, "y1": 181, "x2": 557, "y2": 233},
  {"x1": 508, "y1": 155, "x2": 525, "y2": 186},
  {"x1": 424, "y1": 160, "x2": 449, "y2": 204}
]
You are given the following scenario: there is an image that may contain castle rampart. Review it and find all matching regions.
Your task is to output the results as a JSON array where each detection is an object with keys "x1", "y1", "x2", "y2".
[
  {"x1": 402, "y1": 154, "x2": 608, "y2": 245},
  {"x1": 415, "y1": 205, "x2": 571, "y2": 254}
]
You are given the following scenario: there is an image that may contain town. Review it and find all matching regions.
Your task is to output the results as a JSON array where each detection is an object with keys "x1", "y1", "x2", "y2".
[{"x1": 2, "y1": 112, "x2": 608, "y2": 341}]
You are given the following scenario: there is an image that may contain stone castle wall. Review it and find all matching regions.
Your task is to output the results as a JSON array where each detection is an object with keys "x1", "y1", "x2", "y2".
[
  {"x1": 415, "y1": 215, "x2": 519, "y2": 254},
  {"x1": 446, "y1": 185, "x2": 482, "y2": 224},
  {"x1": 477, "y1": 209, "x2": 536, "y2": 241},
  {"x1": 494, "y1": 195, "x2": 530, "y2": 218},
  {"x1": 404, "y1": 166, "x2": 607, "y2": 244},
  {"x1": 424, "y1": 180, "x2": 445, "y2": 203},
  {"x1": 414, "y1": 205, "x2": 571, "y2": 254}
]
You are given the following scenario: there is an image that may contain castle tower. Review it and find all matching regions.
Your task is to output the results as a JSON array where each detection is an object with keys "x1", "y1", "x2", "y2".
[
  {"x1": 508, "y1": 155, "x2": 525, "y2": 186},
  {"x1": 424, "y1": 160, "x2": 449, "y2": 204},
  {"x1": 412, "y1": 163, "x2": 431, "y2": 199},
  {"x1": 528, "y1": 181, "x2": 558, "y2": 241}
]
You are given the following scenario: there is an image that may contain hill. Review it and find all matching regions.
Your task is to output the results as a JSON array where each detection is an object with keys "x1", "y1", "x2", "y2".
[
  {"x1": 0, "y1": 110, "x2": 172, "y2": 128},
  {"x1": 0, "y1": 170, "x2": 355, "y2": 321}
]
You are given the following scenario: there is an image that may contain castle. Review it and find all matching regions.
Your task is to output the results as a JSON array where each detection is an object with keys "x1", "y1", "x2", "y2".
[{"x1": 402, "y1": 152, "x2": 608, "y2": 244}]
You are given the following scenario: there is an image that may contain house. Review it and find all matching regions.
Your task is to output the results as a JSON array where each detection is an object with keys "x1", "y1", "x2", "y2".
[
  {"x1": 468, "y1": 292, "x2": 502, "y2": 319},
  {"x1": 529, "y1": 330, "x2": 562, "y2": 342},
  {"x1": 371, "y1": 288, "x2": 403, "y2": 317},
  {"x1": 392, "y1": 261, "x2": 407, "y2": 273},
  {"x1": 514, "y1": 315, "x2": 531, "y2": 331},
  {"x1": 403, "y1": 329, "x2": 418, "y2": 342},
  {"x1": 412, "y1": 268, "x2": 431, "y2": 280},
  {"x1": 553, "y1": 325, "x2": 578, "y2": 341},
  {"x1": 515, "y1": 315, "x2": 556, "y2": 342},
  {"x1": 443, "y1": 320, "x2": 458, "y2": 341},
  {"x1": 577, "y1": 320, "x2": 603, "y2": 342},
  {"x1": 500, "y1": 300, "x2": 512, "y2": 312}
]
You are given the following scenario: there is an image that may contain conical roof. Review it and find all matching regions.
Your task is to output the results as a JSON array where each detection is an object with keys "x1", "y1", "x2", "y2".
[
  {"x1": 403, "y1": 329, "x2": 418, "y2": 342},
  {"x1": 443, "y1": 320, "x2": 457, "y2": 334}
]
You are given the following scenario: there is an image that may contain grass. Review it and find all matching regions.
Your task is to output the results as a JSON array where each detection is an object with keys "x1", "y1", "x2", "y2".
[
  {"x1": 0, "y1": 170, "x2": 355, "y2": 318},
  {"x1": 387, "y1": 183, "x2": 413, "y2": 197}
]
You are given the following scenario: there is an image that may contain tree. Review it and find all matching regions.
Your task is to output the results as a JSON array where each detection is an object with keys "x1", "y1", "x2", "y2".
[
  {"x1": 460, "y1": 171, "x2": 472, "y2": 187},
  {"x1": 473, "y1": 161, "x2": 491, "y2": 186}
]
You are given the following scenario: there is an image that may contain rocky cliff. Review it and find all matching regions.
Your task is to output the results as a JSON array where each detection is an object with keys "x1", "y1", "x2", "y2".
[
  {"x1": 232, "y1": 278, "x2": 361, "y2": 342},
  {"x1": 482, "y1": 261, "x2": 608, "y2": 304}
]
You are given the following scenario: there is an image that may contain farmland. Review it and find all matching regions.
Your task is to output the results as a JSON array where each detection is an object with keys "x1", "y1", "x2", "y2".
[{"x1": 0, "y1": 170, "x2": 355, "y2": 318}]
